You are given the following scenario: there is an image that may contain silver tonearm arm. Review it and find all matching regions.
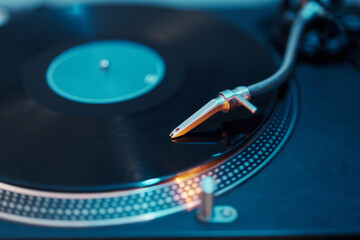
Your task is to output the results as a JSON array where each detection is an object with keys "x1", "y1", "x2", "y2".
[{"x1": 170, "y1": 1, "x2": 327, "y2": 139}]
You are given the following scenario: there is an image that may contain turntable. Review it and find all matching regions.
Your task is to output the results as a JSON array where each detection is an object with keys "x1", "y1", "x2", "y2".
[{"x1": 0, "y1": 0, "x2": 359, "y2": 239}]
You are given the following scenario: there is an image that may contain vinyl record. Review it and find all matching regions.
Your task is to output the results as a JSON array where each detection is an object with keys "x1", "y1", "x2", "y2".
[{"x1": 0, "y1": 5, "x2": 279, "y2": 192}]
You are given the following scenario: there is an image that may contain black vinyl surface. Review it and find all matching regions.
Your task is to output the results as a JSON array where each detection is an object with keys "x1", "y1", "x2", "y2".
[{"x1": 0, "y1": 5, "x2": 278, "y2": 191}]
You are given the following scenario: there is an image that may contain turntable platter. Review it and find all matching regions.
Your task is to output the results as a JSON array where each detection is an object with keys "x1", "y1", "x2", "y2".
[{"x1": 0, "y1": 5, "x2": 279, "y2": 192}]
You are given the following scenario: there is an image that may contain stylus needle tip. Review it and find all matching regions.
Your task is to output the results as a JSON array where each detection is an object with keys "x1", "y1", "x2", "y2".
[{"x1": 169, "y1": 96, "x2": 225, "y2": 139}]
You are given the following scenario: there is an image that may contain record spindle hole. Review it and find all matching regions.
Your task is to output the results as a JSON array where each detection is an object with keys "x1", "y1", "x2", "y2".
[{"x1": 99, "y1": 59, "x2": 110, "y2": 71}]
